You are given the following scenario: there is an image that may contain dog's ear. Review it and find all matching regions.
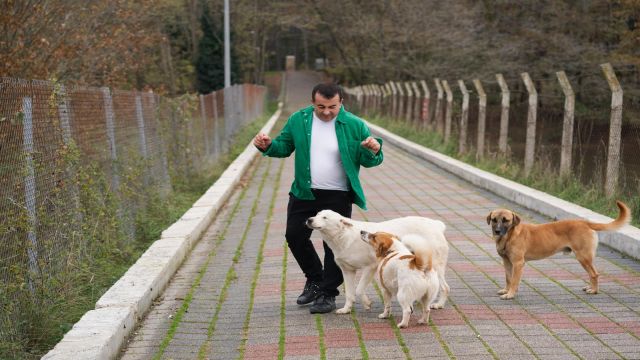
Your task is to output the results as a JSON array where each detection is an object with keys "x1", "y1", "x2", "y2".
[
  {"x1": 512, "y1": 212, "x2": 521, "y2": 226},
  {"x1": 486, "y1": 211, "x2": 493, "y2": 225},
  {"x1": 340, "y1": 219, "x2": 353, "y2": 227}
]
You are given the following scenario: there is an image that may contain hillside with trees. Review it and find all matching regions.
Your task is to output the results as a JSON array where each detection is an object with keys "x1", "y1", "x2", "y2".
[{"x1": 2, "y1": 0, "x2": 638, "y2": 92}]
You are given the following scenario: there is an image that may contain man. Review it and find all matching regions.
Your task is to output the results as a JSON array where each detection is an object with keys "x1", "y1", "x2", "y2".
[{"x1": 253, "y1": 83, "x2": 383, "y2": 314}]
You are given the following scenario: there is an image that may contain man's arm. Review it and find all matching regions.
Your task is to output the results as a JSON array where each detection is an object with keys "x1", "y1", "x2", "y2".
[
  {"x1": 256, "y1": 119, "x2": 295, "y2": 158},
  {"x1": 358, "y1": 125, "x2": 383, "y2": 168}
]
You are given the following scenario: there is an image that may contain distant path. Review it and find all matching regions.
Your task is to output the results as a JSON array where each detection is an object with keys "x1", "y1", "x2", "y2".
[{"x1": 119, "y1": 72, "x2": 640, "y2": 360}]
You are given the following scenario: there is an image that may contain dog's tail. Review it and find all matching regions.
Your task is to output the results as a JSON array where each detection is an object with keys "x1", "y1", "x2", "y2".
[
  {"x1": 587, "y1": 201, "x2": 630, "y2": 231},
  {"x1": 401, "y1": 248, "x2": 432, "y2": 272}
]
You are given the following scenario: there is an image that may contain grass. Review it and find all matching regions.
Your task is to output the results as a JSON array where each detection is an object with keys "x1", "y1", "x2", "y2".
[{"x1": 367, "y1": 115, "x2": 639, "y2": 227}]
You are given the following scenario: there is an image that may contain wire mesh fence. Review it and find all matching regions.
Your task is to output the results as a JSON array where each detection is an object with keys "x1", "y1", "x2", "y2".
[
  {"x1": 0, "y1": 78, "x2": 266, "y2": 343},
  {"x1": 345, "y1": 63, "x2": 640, "y2": 208}
]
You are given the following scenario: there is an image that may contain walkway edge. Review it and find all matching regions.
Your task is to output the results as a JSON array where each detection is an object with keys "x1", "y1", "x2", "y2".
[
  {"x1": 42, "y1": 103, "x2": 284, "y2": 360},
  {"x1": 367, "y1": 122, "x2": 640, "y2": 260}
]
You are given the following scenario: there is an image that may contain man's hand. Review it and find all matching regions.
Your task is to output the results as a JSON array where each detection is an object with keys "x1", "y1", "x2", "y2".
[
  {"x1": 253, "y1": 132, "x2": 272, "y2": 151},
  {"x1": 360, "y1": 136, "x2": 380, "y2": 154}
]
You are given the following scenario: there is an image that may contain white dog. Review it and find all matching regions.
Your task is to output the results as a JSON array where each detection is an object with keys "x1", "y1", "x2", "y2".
[
  {"x1": 361, "y1": 231, "x2": 440, "y2": 328},
  {"x1": 305, "y1": 209, "x2": 450, "y2": 314}
]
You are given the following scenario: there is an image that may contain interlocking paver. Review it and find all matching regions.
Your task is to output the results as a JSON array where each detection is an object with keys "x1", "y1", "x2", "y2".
[{"x1": 119, "y1": 72, "x2": 640, "y2": 359}]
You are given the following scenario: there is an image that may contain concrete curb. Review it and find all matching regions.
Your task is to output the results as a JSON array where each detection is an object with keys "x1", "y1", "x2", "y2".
[
  {"x1": 43, "y1": 103, "x2": 284, "y2": 360},
  {"x1": 367, "y1": 122, "x2": 640, "y2": 260}
]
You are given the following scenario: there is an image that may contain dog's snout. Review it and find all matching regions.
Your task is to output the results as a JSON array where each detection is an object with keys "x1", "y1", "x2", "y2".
[{"x1": 360, "y1": 230, "x2": 367, "y2": 236}]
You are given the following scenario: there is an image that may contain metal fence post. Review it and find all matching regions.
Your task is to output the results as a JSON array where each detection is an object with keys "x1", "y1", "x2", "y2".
[
  {"x1": 458, "y1": 80, "x2": 469, "y2": 154},
  {"x1": 473, "y1": 79, "x2": 487, "y2": 159},
  {"x1": 496, "y1": 74, "x2": 510, "y2": 155},
  {"x1": 521, "y1": 72, "x2": 538, "y2": 177},
  {"x1": 556, "y1": 71, "x2": 575, "y2": 178},
  {"x1": 601, "y1": 63, "x2": 624, "y2": 198}
]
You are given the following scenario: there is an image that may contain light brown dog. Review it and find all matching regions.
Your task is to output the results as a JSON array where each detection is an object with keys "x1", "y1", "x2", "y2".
[{"x1": 486, "y1": 201, "x2": 630, "y2": 299}]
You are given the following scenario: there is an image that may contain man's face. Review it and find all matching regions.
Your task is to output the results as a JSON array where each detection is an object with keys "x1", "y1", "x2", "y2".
[{"x1": 312, "y1": 93, "x2": 342, "y2": 121}]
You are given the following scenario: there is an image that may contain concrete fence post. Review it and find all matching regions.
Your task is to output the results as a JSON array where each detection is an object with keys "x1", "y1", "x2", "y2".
[
  {"x1": 420, "y1": 80, "x2": 430, "y2": 129},
  {"x1": 442, "y1": 80, "x2": 453, "y2": 143},
  {"x1": 412, "y1": 81, "x2": 421, "y2": 125},
  {"x1": 57, "y1": 85, "x2": 84, "y2": 222},
  {"x1": 212, "y1": 92, "x2": 220, "y2": 156},
  {"x1": 101, "y1": 87, "x2": 120, "y2": 191},
  {"x1": 434, "y1": 78, "x2": 444, "y2": 133},
  {"x1": 458, "y1": 80, "x2": 470, "y2": 154},
  {"x1": 473, "y1": 79, "x2": 487, "y2": 159},
  {"x1": 382, "y1": 83, "x2": 390, "y2": 116},
  {"x1": 390, "y1": 82, "x2": 398, "y2": 119},
  {"x1": 556, "y1": 71, "x2": 575, "y2": 178},
  {"x1": 396, "y1": 81, "x2": 405, "y2": 121},
  {"x1": 404, "y1": 82, "x2": 413, "y2": 122},
  {"x1": 22, "y1": 96, "x2": 39, "y2": 292},
  {"x1": 601, "y1": 63, "x2": 624, "y2": 198},
  {"x1": 521, "y1": 72, "x2": 538, "y2": 177},
  {"x1": 136, "y1": 95, "x2": 149, "y2": 159},
  {"x1": 496, "y1": 74, "x2": 510, "y2": 155},
  {"x1": 199, "y1": 94, "x2": 209, "y2": 157}
]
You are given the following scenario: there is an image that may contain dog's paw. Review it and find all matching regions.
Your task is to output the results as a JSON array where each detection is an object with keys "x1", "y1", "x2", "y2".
[
  {"x1": 397, "y1": 322, "x2": 408, "y2": 328},
  {"x1": 363, "y1": 300, "x2": 372, "y2": 311},
  {"x1": 430, "y1": 303, "x2": 444, "y2": 309},
  {"x1": 378, "y1": 313, "x2": 389, "y2": 319},
  {"x1": 500, "y1": 293, "x2": 515, "y2": 300},
  {"x1": 497, "y1": 288, "x2": 508, "y2": 295},
  {"x1": 336, "y1": 307, "x2": 352, "y2": 314},
  {"x1": 583, "y1": 286, "x2": 598, "y2": 294}
]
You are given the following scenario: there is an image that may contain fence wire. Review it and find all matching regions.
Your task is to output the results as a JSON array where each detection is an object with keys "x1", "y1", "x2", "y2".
[{"x1": 0, "y1": 78, "x2": 266, "y2": 341}]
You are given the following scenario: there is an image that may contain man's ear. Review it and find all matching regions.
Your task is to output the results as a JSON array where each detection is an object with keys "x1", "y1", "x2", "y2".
[
  {"x1": 486, "y1": 211, "x2": 493, "y2": 225},
  {"x1": 340, "y1": 219, "x2": 353, "y2": 227},
  {"x1": 512, "y1": 212, "x2": 521, "y2": 226}
]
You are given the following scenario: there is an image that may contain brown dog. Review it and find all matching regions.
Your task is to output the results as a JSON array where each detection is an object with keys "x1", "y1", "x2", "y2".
[{"x1": 486, "y1": 201, "x2": 630, "y2": 299}]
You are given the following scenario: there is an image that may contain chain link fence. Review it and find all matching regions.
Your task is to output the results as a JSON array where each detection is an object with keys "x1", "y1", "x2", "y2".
[{"x1": 0, "y1": 78, "x2": 266, "y2": 346}]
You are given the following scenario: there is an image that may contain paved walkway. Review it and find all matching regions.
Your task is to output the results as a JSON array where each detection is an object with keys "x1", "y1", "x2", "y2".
[{"x1": 119, "y1": 73, "x2": 640, "y2": 360}]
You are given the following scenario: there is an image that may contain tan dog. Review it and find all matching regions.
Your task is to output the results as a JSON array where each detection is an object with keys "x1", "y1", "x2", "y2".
[
  {"x1": 486, "y1": 201, "x2": 630, "y2": 299},
  {"x1": 360, "y1": 231, "x2": 440, "y2": 328}
]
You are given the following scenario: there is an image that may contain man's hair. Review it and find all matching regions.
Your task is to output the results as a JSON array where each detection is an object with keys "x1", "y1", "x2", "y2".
[{"x1": 312, "y1": 83, "x2": 343, "y2": 102}]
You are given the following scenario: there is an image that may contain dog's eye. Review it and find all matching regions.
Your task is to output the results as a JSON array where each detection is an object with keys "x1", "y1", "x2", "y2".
[
  {"x1": 502, "y1": 218, "x2": 509, "y2": 223},
  {"x1": 491, "y1": 218, "x2": 497, "y2": 223},
  {"x1": 323, "y1": 216, "x2": 327, "y2": 219}
]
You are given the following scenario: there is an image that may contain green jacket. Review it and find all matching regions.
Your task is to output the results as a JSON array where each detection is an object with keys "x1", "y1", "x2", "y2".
[{"x1": 261, "y1": 105, "x2": 383, "y2": 210}]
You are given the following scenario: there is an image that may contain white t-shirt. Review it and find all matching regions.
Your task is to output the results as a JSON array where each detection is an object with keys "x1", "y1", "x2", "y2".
[{"x1": 310, "y1": 112, "x2": 349, "y2": 191}]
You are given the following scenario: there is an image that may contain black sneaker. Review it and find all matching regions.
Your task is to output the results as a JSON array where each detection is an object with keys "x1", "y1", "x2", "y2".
[
  {"x1": 296, "y1": 281, "x2": 321, "y2": 305},
  {"x1": 309, "y1": 295, "x2": 336, "y2": 314}
]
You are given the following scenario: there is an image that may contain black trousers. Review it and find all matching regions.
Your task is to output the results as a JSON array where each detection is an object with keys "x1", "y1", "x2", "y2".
[{"x1": 285, "y1": 189, "x2": 352, "y2": 297}]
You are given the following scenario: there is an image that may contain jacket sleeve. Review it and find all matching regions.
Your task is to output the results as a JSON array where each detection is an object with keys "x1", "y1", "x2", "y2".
[
  {"x1": 262, "y1": 118, "x2": 295, "y2": 158},
  {"x1": 358, "y1": 123, "x2": 384, "y2": 168}
]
